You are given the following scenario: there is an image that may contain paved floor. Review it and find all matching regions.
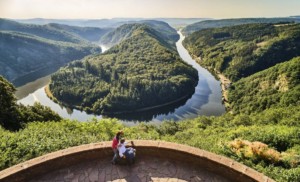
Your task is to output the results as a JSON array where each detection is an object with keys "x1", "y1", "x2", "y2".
[{"x1": 31, "y1": 156, "x2": 230, "y2": 182}]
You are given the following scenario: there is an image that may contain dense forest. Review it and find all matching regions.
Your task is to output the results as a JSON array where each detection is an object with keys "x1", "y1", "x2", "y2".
[
  {"x1": 0, "y1": 76, "x2": 61, "y2": 130},
  {"x1": 183, "y1": 23, "x2": 300, "y2": 81},
  {"x1": 182, "y1": 18, "x2": 299, "y2": 35},
  {"x1": 49, "y1": 24, "x2": 198, "y2": 114},
  {"x1": 0, "y1": 19, "x2": 101, "y2": 82},
  {"x1": 228, "y1": 57, "x2": 300, "y2": 114},
  {"x1": 100, "y1": 20, "x2": 179, "y2": 47}
]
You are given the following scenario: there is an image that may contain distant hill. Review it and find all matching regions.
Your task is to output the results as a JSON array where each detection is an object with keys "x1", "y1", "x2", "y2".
[
  {"x1": 182, "y1": 18, "x2": 298, "y2": 35},
  {"x1": 100, "y1": 20, "x2": 179, "y2": 47},
  {"x1": 153, "y1": 18, "x2": 211, "y2": 28},
  {"x1": 49, "y1": 24, "x2": 198, "y2": 114},
  {"x1": 0, "y1": 19, "x2": 101, "y2": 83},
  {"x1": 46, "y1": 23, "x2": 112, "y2": 42},
  {"x1": 0, "y1": 18, "x2": 87, "y2": 43},
  {"x1": 183, "y1": 23, "x2": 300, "y2": 81},
  {"x1": 228, "y1": 57, "x2": 300, "y2": 114},
  {"x1": 99, "y1": 24, "x2": 144, "y2": 47},
  {"x1": 15, "y1": 18, "x2": 209, "y2": 28},
  {"x1": 14, "y1": 18, "x2": 123, "y2": 28}
]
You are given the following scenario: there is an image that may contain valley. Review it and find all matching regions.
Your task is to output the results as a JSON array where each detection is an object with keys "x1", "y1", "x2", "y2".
[
  {"x1": 1, "y1": 15, "x2": 300, "y2": 182},
  {"x1": 16, "y1": 30, "x2": 225, "y2": 122}
]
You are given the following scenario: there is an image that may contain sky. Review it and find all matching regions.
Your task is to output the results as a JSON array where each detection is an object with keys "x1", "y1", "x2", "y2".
[{"x1": 0, "y1": 0, "x2": 300, "y2": 19}]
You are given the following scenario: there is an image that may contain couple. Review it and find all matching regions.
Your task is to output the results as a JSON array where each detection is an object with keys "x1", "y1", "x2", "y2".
[{"x1": 111, "y1": 130, "x2": 136, "y2": 165}]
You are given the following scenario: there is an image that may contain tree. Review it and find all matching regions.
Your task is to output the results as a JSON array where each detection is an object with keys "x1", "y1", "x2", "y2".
[
  {"x1": 0, "y1": 76, "x2": 61, "y2": 130},
  {"x1": 0, "y1": 76, "x2": 20, "y2": 130}
]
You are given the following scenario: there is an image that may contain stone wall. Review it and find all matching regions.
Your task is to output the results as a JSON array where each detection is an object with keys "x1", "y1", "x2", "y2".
[{"x1": 0, "y1": 140, "x2": 275, "y2": 182}]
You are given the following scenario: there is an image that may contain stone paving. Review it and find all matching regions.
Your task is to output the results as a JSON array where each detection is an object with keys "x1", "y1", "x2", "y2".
[{"x1": 31, "y1": 156, "x2": 230, "y2": 182}]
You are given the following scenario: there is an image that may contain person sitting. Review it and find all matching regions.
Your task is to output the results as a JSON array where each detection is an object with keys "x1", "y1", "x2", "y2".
[{"x1": 118, "y1": 138, "x2": 136, "y2": 164}]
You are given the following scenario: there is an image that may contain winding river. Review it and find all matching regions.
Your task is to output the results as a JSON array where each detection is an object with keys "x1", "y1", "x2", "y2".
[{"x1": 17, "y1": 31, "x2": 225, "y2": 123}]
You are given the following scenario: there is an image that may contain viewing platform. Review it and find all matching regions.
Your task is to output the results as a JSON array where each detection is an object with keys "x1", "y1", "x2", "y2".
[{"x1": 0, "y1": 140, "x2": 274, "y2": 182}]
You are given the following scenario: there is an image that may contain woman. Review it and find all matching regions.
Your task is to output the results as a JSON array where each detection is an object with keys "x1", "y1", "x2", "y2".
[{"x1": 111, "y1": 130, "x2": 123, "y2": 164}]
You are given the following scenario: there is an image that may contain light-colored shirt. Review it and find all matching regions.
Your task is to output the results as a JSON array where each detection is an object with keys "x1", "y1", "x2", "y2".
[{"x1": 118, "y1": 142, "x2": 128, "y2": 157}]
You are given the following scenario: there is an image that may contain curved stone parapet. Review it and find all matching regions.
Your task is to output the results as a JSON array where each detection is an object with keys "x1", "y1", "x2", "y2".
[{"x1": 0, "y1": 140, "x2": 275, "y2": 182}]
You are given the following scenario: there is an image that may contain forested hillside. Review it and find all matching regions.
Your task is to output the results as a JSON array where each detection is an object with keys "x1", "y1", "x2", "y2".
[
  {"x1": 100, "y1": 20, "x2": 179, "y2": 47},
  {"x1": 183, "y1": 23, "x2": 300, "y2": 81},
  {"x1": 49, "y1": 24, "x2": 198, "y2": 114},
  {"x1": 0, "y1": 19, "x2": 101, "y2": 83},
  {"x1": 178, "y1": 22, "x2": 300, "y2": 181},
  {"x1": 0, "y1": 19, "x2": 87, "y2": 43},
  {"x1": 46, "y1": 23, "x2": 112, "y2": 42},
  {"x1": 182, "y1": 18, "x2": 297, "y2": 35},
  {"x1": 0, "y1": 31, "x2": 100, "y2": 82},
  {"x1": 0, "y1": 76, "x2": 61, "y2": 130},
  {"x1": 228, "y1": 57, "x2": 300, "y2": 114}
]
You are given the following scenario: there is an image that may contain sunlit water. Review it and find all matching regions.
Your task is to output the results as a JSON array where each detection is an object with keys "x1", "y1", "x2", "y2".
[
  {"x1": 17, "y1": 32, "x2": 225, "y2": 123},
  {"x1": 99, "y1": 44, "x2": 109, "y2": 53}
]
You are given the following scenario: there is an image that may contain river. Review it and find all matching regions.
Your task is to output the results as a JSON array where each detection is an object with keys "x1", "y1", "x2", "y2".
[{"x1": 17, "y1": 31, "x2": 225, "y2": 123}]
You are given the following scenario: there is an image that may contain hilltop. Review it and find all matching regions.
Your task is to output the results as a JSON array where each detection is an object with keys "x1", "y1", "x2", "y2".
[
  {"x1": 100, "y1": 20, "x2": 179, "y2": 47},
  {"x1": 49, "y1": 24, "x2": 198, "y2": 114},
  {"x1": 182, "y1": 18, "x2": 297, "y2": 35}
]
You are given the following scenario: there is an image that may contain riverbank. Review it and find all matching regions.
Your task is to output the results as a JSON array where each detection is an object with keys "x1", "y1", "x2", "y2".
[
  {"x1": 45, "y1": 83, "x2": 193, "y2": 115},
  {"x1": 12, "y1": 63, "x2": 65, "y2": 87},
  {"x1": 217, "y1": 73, "x2": 231, "y2": 108},
  {"x1": 102, "y1": 93, "x2": 193, "y2": 115},
  {"x1": 189, "y1": 53, "x2": 231, "y2": 111},
  {"x1": 44, "y1": 85, "x2": 55, "y2": 101},
  {"x1": 45, "y1": 85, "x2": 75, "y2": 110}
]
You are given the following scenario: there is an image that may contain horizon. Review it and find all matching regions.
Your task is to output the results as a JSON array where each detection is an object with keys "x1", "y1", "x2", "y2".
[
  {"x1": 8, "y1": 16, "x2": 300, "y2": 21},
  {"x1": 1, "y1": 0, "x2": 300, "y2": 19}
]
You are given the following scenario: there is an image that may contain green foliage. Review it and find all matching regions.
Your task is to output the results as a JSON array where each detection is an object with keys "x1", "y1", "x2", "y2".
[
  {"x1": 17, "y1": 103, "x2": 61, "y2": 124},
  {"x1": 0, "y1": 119, "x2": 122, "y2": 169},
  {"x1": 1, "y1": 105, "x2": 299, "y2": 181},
  {"x1": 50, "y1": 24, "x2": 198, "y2": 114},
  {"x1": 182, "y1": 18, "x2": 297, "y2": 35},
  {"x1": 228, "y1": 57, "x2": 300, "y2": 114},
  {"x1": 0, "y1": 76, "x2": 61, "y2": 130},
  {"x1": 0, "y1": 76, "x2": 19, "y2": 129},
  {"x1": 183, "y1": 23, "x2": 300, "y2": 81}
]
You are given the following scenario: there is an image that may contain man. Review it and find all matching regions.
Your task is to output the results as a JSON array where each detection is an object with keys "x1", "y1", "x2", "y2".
[{"x1": 118, "y1": 138, "x2": 136, "y2": 164}]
